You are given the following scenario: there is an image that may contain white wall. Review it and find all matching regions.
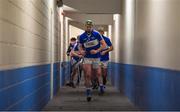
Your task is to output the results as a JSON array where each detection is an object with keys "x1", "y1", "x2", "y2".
[
  {"x1": 110, "y1": 14, "x2": 121, "y2": 63},
  {"x1": 59, "y1": 8, "x2": 64, "y2": 62},
  {"x1": 69, "y1": 25, "x2": 84, "y2": 39},
  {"x1": 0, "y1": 0, "x2": 61, "y2": 70},
  {"x1": 118, "y1": 0, "x2": 135, "y2": 64},
  {"x1": 119, "y1": 0, "x2": 180, "y2": 70},
  {"x1": 64, "y1": 17, "x2": 70, "y2": 61}
]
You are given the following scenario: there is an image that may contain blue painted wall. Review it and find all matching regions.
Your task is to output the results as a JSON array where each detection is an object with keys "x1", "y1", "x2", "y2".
[
  {"x1": 108, "y1": 63, "x2": 121, "y2": 89},
  {"x1": 53, "y1": 63, "x2": 60, "y2": 95},
  {"x1": 0, "y1": 63, "x2": 60, "y2": 111},
  {"x1": 60, "y1": 62, "x2": 71, "y2": 87},
  {"x1": 108, "y1": 62, "x2": 180, "y2": 110}
]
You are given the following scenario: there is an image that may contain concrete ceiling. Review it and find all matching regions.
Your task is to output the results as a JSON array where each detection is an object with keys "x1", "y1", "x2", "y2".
[
  {"x1": 62, "y1": 0, "x2": 122, "y2": 14},
  {"x1": 61, "y1": 0, "x2": 121, "y2": 26},
  {"x1": 65, "y1": 12, "x2": 113, "y2": 25}
]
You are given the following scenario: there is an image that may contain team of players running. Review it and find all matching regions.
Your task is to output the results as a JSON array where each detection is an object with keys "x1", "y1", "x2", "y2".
[{"x1": 66, "y1": 20, "x2": 113, "y2": 102}]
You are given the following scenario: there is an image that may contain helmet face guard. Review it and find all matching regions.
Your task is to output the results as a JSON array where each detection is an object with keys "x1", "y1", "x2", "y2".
[{"x1": 85, "y1": 20, "x2": 93, "y2": 26}]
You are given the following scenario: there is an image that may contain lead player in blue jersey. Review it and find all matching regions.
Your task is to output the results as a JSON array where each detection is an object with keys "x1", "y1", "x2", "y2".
[
  {"x1": 79, "y1": 20, "x2": 106, "y2": 102},
  {"x1": 98, "y1": 27, "x2": 113, "y2": 87}
]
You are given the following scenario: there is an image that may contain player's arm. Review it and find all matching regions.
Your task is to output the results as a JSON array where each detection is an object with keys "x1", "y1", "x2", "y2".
[
  {"x1": 104, "y1": 45, "x2": 113, "y2": 53},
  {"x1": 70, "y1": 44, "x2": 83, "y2": 58},
  {"x1": 97, "y1": 39, "x2": 106, "y2": 53},
  {"x1": 90, "y1": 39, "x2": 106, "y2": 54},
  {"x1": 66, "y1": 45, "x2": 71, "y2": 56},
  {"x1": 78, "y1": 36, "x2": 86, "y2": 56},
  {"x1": 101, "y1": 38, "x2": 113, "y2": 55},
  {"x1": 101, "y1": 45, "x2": 113, "y2": 55},
  {"x1": 70, "y1": 50, "x2": 79, "y2": 57},
  {"x1": 78, "y1": 43, "x2": 86, "y2": 56}
]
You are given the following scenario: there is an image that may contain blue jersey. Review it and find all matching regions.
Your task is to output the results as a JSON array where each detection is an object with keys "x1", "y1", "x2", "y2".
[
  {"x1": 66, "y1": 43, "x2": 75, "y2": 56},
  {"x1": 100, "y1": 35, "x2": 112, "y2": 61},
  {"x1": 72, "y1": 42, "x2": 80, "y2": 61},
  {"x1": 79, "y1": 30, "x2": 103, "y2": 58}
]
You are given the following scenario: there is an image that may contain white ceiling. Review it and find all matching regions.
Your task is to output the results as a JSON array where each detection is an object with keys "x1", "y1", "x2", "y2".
[
  {"x1": 62, "y1": 0, "x2": 122, "y2": 14},
  {"x1": 61, "y1": 0, "x2": 121, "y2": 25},
  {"x1": 65, "y1": 12, "x2": 114, "y2": 25},
  {"x1": 61, "y1": 5, "x2": 79, "y2": 12}
]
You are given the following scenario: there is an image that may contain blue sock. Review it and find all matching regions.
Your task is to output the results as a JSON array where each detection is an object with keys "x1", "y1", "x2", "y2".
[
  {"x1": 99, "y1": 84, "x2": 104, "y2": 93},
  {"x1": 86, "y1": 88, "x2": 92, "y2": 97}
]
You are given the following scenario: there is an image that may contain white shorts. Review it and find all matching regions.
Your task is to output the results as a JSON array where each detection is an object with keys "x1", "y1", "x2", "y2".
[
  {"x1": 100, "y1": 61, "x2": 109, "y2": 68},
  {"x1": 83, "y1": 58, "x2": 100, "y2": 69}
]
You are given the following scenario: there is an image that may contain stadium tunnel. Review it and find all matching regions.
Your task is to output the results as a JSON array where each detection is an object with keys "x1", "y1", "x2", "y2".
[{"x1": 0, "y1": 0, "x2": 180, "y2": 111}]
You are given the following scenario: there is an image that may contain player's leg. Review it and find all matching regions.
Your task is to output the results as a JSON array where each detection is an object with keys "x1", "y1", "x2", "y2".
[
  {"x1": 93, "y1": 59, "x2": 104, "y2": 95},
  {"x1": 102, "y1": 61, "x2": 108, "y2": 86},
  {"x1": 83, "y1": 59, "x2": 93, "y2": 102}
]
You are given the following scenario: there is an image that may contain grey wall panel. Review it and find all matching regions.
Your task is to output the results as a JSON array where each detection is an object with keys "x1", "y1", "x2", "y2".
[
  {"x1": 119, "y1": 0, "x2": 180, "y2": 70},
  {"x1": 134, "y1": 0, "x2": 180, "y2": 70},
  {"x1": 0, "y1": 0, "x2": 61, "y2": 70}
]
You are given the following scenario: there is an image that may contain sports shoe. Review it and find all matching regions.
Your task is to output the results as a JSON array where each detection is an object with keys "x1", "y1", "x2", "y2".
[
  {"x1": 99, "y1": 85, "x2": 105, "y2": 96},
  {"x1": 86, "y1": 89, "x2": 92, "y2": 102},
  {"x1": 71, "y1": 82, "x2": 76, "y2": 88}
]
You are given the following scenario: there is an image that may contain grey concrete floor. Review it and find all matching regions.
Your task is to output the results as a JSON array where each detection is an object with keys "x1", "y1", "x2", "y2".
[{"x1": 43, "y1": 83, "x2": 138, "y2": 111}]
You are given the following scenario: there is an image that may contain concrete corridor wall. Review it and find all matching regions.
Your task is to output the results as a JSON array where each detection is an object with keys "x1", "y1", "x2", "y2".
[
  {"x1": 109, "y1": 0, "x2": 180, "y2": 110},
  {"x1": 0, "y1": 0, "x2": 60, "y2": 110}
]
